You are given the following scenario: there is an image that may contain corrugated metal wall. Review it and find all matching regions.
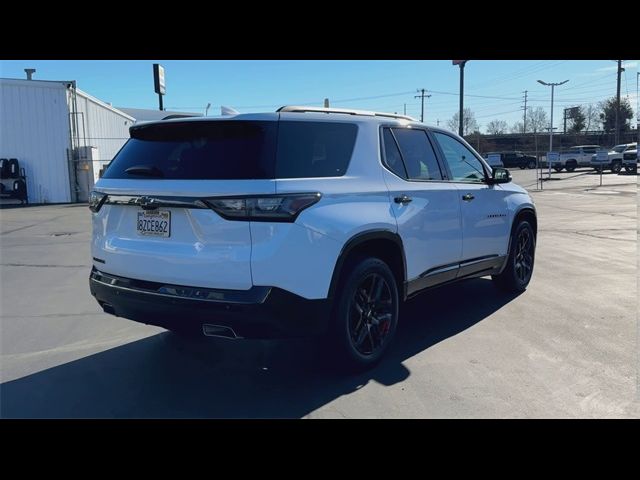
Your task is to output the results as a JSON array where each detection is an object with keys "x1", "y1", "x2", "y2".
[
  {"x1": 72, "y1": 89, "x2": 133, "y2": 163},
  {"x1": 0, "y1": 79, "x2": 72, "y2": 203},
  {"x1": 0, "y1": 79, "x2": 135, "y2": 203}
]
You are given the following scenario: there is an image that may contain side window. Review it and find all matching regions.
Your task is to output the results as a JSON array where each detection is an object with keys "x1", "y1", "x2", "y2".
[
  {"x1": 392, "y1": 128, "x2": 443, "y2": 180},
  {"x1": 381, "y1": 128, "x2": 407, "y2": 179},
  {"x1": 582, "y1": 147, "x2": 596, "y2": 154},
  {"x1": 276, "y1": 121, "x2": 357, "y2": 178},
  {"x1": 433, "y1": 132, "x2": 486, "y2": 183}
]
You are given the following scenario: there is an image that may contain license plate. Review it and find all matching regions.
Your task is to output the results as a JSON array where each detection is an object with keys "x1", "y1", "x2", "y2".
[{"x1": 137, "y1": 210, "x2": 171, "y2": 237}]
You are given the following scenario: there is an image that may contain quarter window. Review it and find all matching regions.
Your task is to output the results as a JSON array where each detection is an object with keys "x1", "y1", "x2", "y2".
[
  {"x1": 433, "y1": 132, "x2": 486, "y2": 183},
  {"x1": 381, "y1": 128, "x2": 407, "y2": 179}
]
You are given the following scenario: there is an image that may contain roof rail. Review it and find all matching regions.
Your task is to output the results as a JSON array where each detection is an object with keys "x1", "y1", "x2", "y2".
[{"x1": 276, "y1": 105, "x2": 416, "y2": 121}]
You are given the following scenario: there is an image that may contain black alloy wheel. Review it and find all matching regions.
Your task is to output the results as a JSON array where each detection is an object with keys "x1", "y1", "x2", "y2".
[
  {"x1": 331, "y1": 257, "x2": 399, "y2": 371},
  {"x1": 513, "y1": 227, "x2": 534, "y2": 285},
  {"x1": 348, "y1": 272, "x2": 394, "y2": 356},
  {"x1": 493, "y1": 220, "x2": 536, "y2": 293}
]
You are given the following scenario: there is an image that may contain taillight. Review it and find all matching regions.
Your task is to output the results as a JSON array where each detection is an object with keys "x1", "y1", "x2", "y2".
[
  {"x1": 204, "y1": 193, "x2": 321, "y2": 222},
  {"x1": 89, "y1": 191, "x2": 107, "y2": 212}
]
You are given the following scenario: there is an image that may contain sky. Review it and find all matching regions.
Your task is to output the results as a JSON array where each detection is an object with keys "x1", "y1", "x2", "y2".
[{"x1": 1, "y1": 60, "x2": 638, "y2": 132}]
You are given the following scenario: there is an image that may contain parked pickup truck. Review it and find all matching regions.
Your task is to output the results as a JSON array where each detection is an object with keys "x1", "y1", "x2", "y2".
[
  {"x1": 552, "y1": 145, "x2": 599, "y2": 172},
  {"x1": 590, "y1": 143, "x2": 637, "y2": 173},
  {"x1": 622, "y1": 148, "x2": 637, "y2": 174}
]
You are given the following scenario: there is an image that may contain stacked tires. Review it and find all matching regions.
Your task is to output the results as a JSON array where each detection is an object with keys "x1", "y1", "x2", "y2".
[{"x1": 0, "y1": 158, "x2": 27, "y2": 203}]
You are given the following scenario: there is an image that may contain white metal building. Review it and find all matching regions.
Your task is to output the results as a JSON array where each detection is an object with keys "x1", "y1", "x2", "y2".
[{"x1": 0, "y1": 78, "x2": 134, "y2": 203}]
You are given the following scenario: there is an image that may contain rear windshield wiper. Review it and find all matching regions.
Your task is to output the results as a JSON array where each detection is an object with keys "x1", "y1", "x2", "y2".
[{"x1": 124, "y1": 165, "x2": 164, "y2": 178}]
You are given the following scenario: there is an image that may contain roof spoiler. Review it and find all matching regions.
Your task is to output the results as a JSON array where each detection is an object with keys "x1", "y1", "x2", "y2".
[{"x1": 161, "y1": 114, "x2": 200, "y2": 120}]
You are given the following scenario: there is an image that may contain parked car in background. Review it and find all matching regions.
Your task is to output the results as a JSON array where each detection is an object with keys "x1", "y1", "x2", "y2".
[
  {"x1": 485, "y1": 152, "x2": 536, "y2": 170},
  {"x1": 622, "y1": 148, "x2": 637, "y2": 174},
  {"x1": 590, "y1": 143, "x2": 637, "y2": 173},
  {"x1": 553, "y1": 145, "x2": 599, "y2": 172}
]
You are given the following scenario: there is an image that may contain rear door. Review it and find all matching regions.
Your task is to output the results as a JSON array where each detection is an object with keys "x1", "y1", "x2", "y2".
[
  {"x1": 380, "y1": 126, "x2": 462, "y2": 288},
  {"x1": 92, "y1": 118, "x2": 278, "y2": 290}
]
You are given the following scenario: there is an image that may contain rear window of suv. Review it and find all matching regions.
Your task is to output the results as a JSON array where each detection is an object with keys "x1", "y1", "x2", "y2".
[{"x1": 102, "y1": 120, "x2": 357, "y2": 180}]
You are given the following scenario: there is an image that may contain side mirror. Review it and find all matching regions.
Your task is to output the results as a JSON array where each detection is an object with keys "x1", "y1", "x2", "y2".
[{"x1": 489, "y1": 167, "x2": 511, "y2": 184}]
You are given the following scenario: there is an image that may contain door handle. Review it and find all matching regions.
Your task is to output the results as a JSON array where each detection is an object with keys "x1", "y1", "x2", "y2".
[
  {"x1": 394, "y1": 195, "x2": 413, "y2": 205},
  {"x1": 462, "y1": 193, "x2": 475, "y2": 201}
]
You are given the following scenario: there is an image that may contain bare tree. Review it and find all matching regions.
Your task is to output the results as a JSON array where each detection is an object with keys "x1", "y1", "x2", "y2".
[
  {"x1": 486, "y1": 119, "x2": 508, "y2": 135},
  {"x1": 584, "y1": 103, "x2": 601, "y2": 132},
  {"x1": 447, "y1": 108, "x2": 479, "y2": 136},
  {"x1": 511, "y1": 121, "x2": 525, "y2": 133},
  {"x1": 527, "y1": 107, "x2": 548, "y2": 134}
]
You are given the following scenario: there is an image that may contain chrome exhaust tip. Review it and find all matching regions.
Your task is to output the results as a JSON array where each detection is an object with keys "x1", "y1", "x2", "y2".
[{"x1": 202, "y1": 324, "x2": 240, "y2": 339}]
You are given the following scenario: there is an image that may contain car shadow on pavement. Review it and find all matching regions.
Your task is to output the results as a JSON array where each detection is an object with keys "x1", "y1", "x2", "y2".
[{"x1": 1, "y1": 278, "x2": 520, "y2": 418}]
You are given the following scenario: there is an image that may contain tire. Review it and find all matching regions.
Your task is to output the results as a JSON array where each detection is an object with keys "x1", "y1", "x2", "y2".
[
  {"x1": 8, "y1": 159, "x2": 19, "y2": 178},
  {"x1": 611, "y1": 161, "x2": 622, "y2": 174},
  {"x1": 594, "y1": 166, "x2": 603, "y2": 173},
  {"x1": 565, "y1": 160, "x2": 577, "y2": 172},
  {"x1": 329, "y1": 257, "x2": 399, "y2": 371},
  {"x1": 12, "y1": 179, "x2": 26, "y2": 201},
  {"x1": 527, "y1": 160, "x2": 536, "y2": 169},
  {"x1": 624, "y1": 165, "x2": 637, "y2": 174},
  {"x1": 492, "y1": 220, "x2": 536, "y2": 293},
  {"x1": 0, "y1": 158, "x2": 8, "y2": 179}
]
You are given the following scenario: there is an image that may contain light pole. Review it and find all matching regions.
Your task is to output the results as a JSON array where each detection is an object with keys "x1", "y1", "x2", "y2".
[
  {"x1": 453, "y1": 61, "x2": 468, "y2": 136},
  {"x1": 538, "y1": 79, "x2": 569, "y2": 179}
]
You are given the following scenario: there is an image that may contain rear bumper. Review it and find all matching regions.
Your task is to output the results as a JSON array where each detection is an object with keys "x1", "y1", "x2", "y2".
[{"x1": 89, "y1": 268, "x2": 331, "y2": 338}]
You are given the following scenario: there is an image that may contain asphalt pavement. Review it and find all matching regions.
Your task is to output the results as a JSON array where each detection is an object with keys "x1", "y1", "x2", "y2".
[{"x1": 0, "y1": 167, "x2": 638, "y2": 418}]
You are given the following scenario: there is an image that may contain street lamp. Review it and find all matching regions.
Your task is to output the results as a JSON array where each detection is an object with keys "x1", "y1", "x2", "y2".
[
  {"x1": 537, "y1": 79, "x2": 569, "y2": 179},
  {"x1": 453, "y1": 60, "x2": 468, "y2": 136}
]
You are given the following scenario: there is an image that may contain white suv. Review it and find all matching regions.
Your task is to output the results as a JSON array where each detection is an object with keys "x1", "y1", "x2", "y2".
[{"x1": 89, "y1": 106, "x2": 537, "y2": 369}]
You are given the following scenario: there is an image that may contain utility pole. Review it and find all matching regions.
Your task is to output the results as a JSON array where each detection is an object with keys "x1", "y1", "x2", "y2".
[
  {"x1": 522, "y1": 90, "x2": 528, "y2": 133},
  {"x1": 403, "y1": 103, "x2": 406, "y2": 115},
  {"x1": 637, "y1": 72, "x2": 639, "y2": 144},
  {"x1": 436, "y1": 119, "x2": 440, "y2": 127},
  {"x1": 414, "y1": 89, "x2": 431, "y2": 123},
  {"x1": 563, "y1": 108, "x2": 567, "y2": 134},
  {"x1": 615, "y1": 60, "x2": 623, "y2": 144}
]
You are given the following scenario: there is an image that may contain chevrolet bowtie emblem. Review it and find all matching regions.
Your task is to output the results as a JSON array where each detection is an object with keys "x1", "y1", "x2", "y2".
[{"x1": 137, "y1": 196, "x2": 158, "y2": 210}]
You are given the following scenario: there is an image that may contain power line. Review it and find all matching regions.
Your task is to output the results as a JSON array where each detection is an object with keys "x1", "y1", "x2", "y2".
[
  {"x1": 466, "y1": 61, "x2": 566, "y2": 92},
  {"x1": 475, "y1": 108, "x2": 523, "y2": 119},
  {"x1": 428, "y1": 89, "x2": 521, "y2": 101}
]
